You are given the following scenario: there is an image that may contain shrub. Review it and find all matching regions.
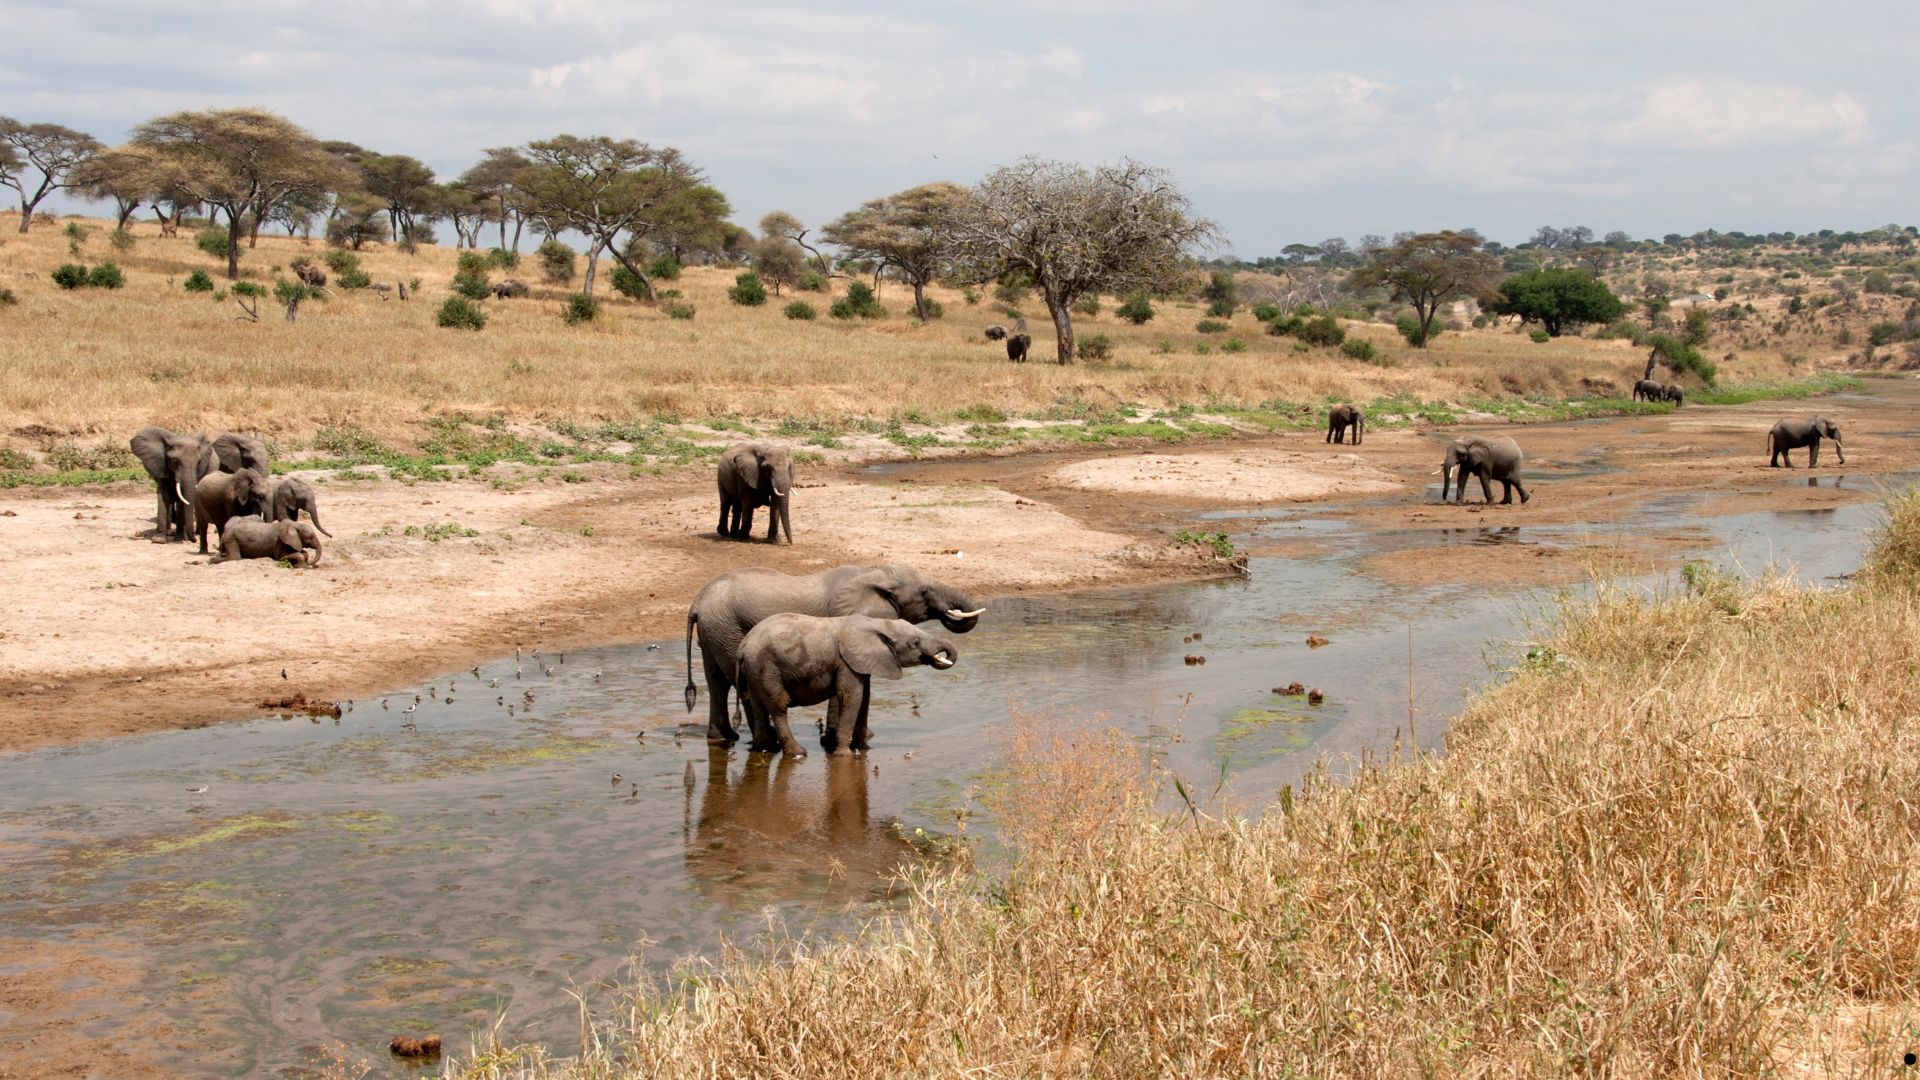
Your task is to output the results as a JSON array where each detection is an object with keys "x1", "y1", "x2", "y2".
[
  {"x1": 1340, "y1": 338, "x2": 1379, "y2": 362},
  {"x1": 183, "y1": 269, "x2": 215, "y2": 293},
  {"x1": 273, "y1": 279, "x2": 320, "y2": 306},
  {"x1": 323, "y1": 249, "x2": 358, "y2": 275},
  {"x1": 1078, "y1": 334, "x2": 1113, "y2": 360},
  {"x1": 1394, "y1": 314, "x2": 1432, "y2": 346},
  {"x1": 1193, "y1": 342, "x2": 1214, "y2": 355},
  {"x1": 536, "y1": 238, "x2": 576, "y2": 284},
  {"x1": 563, "y1": 292, "x2": 601, "y2": 325},
  {"x1": 109, "y1": 228, "x2": 134, "y2": 252},
  {"x1": 1252, "y1": 303, "x2": 1283, "y2": 323},
  {"x1": 457, "y1": 251, "x2": 489, "y2": 276},
  {"x1": 1206, "y1": 298, "x2": 1236, "y2": 318},
  {"x1": 916, "y1": 298, "x2": 944, "y2": 321},
  {"x1": 1529, "y1": 327, "x2": 1552, "y2": 343},
  {"x1": 1221, "y1": 338, "x2": 1248, "y2": 353},
  {"x1": 1195, "y1": 318, "x2": 1231, "y2": 334},
  {"x1": 831, "y1": 281, "x2": 886, "y2": 320},
  {"x1": 335, "y1": 267, "x2": 371, "y2": 290},
  {"x1": 665, "y1": 302, "x2": 696, "y2": 320},
  {"x1": 829, "y1": 298, "x2": 856, "y2": 320},
  {"x1": 1073, "y1": 295, "x2": 1101, "y2": 317},
  {"x1": 1116, "y1": 292, "x2": 1155, "y2": 324},
  {"x1": 1471, "y1": 314, "x2": 1490, "y2": 328},
  {"x1": 232, "y1": 280, "x2": 268, "y2": 299},
  {"x1": 1267, "y1": 315, "x2": 1305, "y2": 338},
  {"x1": 609, "y1": 266, "x2": 649, "y2": 299},
  {"x1": 486, "y1": 247, "x2": 519, "y2": 269},
  {"x1": 51, "y1": 263, "x2": 88, "y2": 289},
  {"x1": 1298, "y1": 314, "x2": 1346, "y2": 347},
  {"x1": 799, "y1": 271, "x2": 828, "y2": 293},
  {"x1": 729, "y1": 271, "x2": 768, "y2": 306},
  {"x1": 195, "y1": 228, "x2": 231, "y2": 260},
  {"x1": 436, "y1": 296, "x2": 487, "y2": 330},
  {"x1": 647, "y1": 253, "x2": 681, "y2": 281},
  {"x1": 452, "y1": 263, "x2": 492, "y2": 301},
  {"x1": 0, "y1": 287, "x2": 15, "y2": 306},
  {"x1": 994, "y1": 272, "x2": 1032, "y2": 306},
  {"x1": 1200, "y1": 268, "x2": 1237, "y2": 313},
  {"x1": 962, "y1": 286, "x2": 980, "y2": 305},
  {"x1": 1868, "y1": 322, "x2": 1903, "y2": 347},
  {"x1": 1863, "y1": 269, "x2": 1894, "y2": 294},
  {"x1": 784, "y1": 300, "x2": 817, "y2": 321}
]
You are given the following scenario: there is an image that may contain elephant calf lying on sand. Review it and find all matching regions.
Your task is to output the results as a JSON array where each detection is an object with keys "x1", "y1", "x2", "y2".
[
  {"x1": 219, "y1": 517, "x2": 324, "y2": 566},
  {"x1": 734, "y1": 614, "x2": 959, "y2": 756},
  {"x1": 1769, "y1": 416, "x2": 1844, "y2": 467},
  {"x1": 1441, "y1": 436, "x2": 1530, "y2": 505}
]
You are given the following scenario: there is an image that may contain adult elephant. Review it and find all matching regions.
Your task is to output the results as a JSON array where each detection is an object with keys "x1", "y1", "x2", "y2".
[
  {"x1": 200, "y1": 432, "x2": 270, "y2": 476},
  {"x1": 684, "y1": 564, "x2": 985, "y2": 745},
  {"x1": 735, "y1": 614, "x2": 959, "y2": 756},
  {"x1": 191, "y1": 467, "x2": 271, "y2": 554},
  {"x1": 129, "y1": 426, "x2": 204, "y2": 541},
  {"x1": 1006, "y1": 333, "x2": 1031, "y2": 363},
  {"x1": 1661, "y1": 384, "x2": 1684, "y2": 407},
  {"x1": 266, "y1": 477, "x2": 332, "y2": 537},
  {"x1": 1768, "y1": 416, "x2": 1844, "y2": 468},
  {"x1": 716, "y1": 442, "x2": 794, "y2": 544},
  {"x1": 1632, "y1": 378, "x2": 1662, "y2": 402},
  {"x1": 1441, "y1": 436, "x2": 1530, "y2": 505},
  {"x1": 1326, "y1": 403, "x2": 1364, "y2": 445}
]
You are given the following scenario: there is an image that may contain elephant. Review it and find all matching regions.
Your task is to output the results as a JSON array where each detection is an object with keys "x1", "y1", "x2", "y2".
[
  {"x1": 1326, "y1": 403, "x2": 1364, "y2": 445},
  {"x1": 199, "y1": 432, "x2": 270, "y2": 477},
  {"x1": 293, "y1": 262, "x2": 326, "y2": 288},
  {"x1": 266, "y1": 476, "x2": 332, "y2": 536},
  {"x1": 491, "y1": 279, "x2": 530, "y2": 299},
  {"x1": 219, "y1": 516, "x2": 323, "y2": 566},
  {"x1": 1661, "y1": 384, "x2": 1684, "y2": 406},
  {"x1": 1768, "y1": 416, "x2": 1844, "y2": 468},
  {"x1": 684, "y1": 564, "x2": 985, "y2": 746},
  {"x1": 129, "y1": 426, "x2": 204, "y2": 541},
  {"x1": 1441, "y1": 436, "x2": 1530, "y2": 505},
  {"x1": 983, "y1": 324, "x2": 1008, "y2": 341},
  {"x1": 191, "y1": 467, "x2": 272, "y2": 553},
  {"x1": 734, "y1": 614, "x2": 958, "y2": 756},
  {"x1": 1631, "y1": 378, "x2": 1662, "y2": 402},
  {"x1": 716, "y1": 441, "x2": 794, "y2": 544},
  {"x1": 1006, "y1": 333, "x2": 1031, "y2": 363}
]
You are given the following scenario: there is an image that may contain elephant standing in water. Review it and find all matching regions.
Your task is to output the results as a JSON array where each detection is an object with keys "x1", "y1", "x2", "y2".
[
  {"x1": 684, "y1": 564, "x2": 984, "y2": 746},
  {"x1": 1768, "y1": 416, "x2": 1844, "y2": 467},
  {"x1": 734, "y1": 614, "x2": 959, "y2": 756},
  {"x1": 1441, "y1": 436, "x2": 1530, "y2": 505},
  {"x1": 716, "y1": 442, "x2": 794, "y2": 544},
  {"x1": 1326, "y1": 404, "x2": 1364, "y2": 445}
]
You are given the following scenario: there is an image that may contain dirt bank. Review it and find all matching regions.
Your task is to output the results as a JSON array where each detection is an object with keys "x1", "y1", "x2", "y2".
[{"x1": 2, "y1": 381, "x2": 1912, "y2": 754}]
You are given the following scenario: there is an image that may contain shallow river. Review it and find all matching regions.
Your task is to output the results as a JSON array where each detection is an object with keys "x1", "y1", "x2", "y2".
[{"x1": 0, "y1": 470, "x2": 1892, "y2": 1075}]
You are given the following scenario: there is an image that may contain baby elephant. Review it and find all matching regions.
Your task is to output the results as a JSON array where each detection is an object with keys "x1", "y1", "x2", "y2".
[
  {"x1": 735, "y1": 614, "x2": 958, "y2": 757},
  {"x1": 983, "y1": 324, "x2": 1008, "y2": 341},
  {"x1": 267, "y1": 476, "x2": 332, "y2": 537},
  {"x1": 1006, "y1": 333, "x2": 1031, "y2": 363},
  {"x1": 219, "y1": 517, "x2": 324, "y2": 567},
  {"x1": 1326, "y1": 403, "x2": 1364, "y2": 445}
]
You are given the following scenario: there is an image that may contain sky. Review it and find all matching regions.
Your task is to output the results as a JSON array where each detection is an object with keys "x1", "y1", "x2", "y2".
[{"x1": 4, "y1": 0, "x2": 1914, "y2": 257}]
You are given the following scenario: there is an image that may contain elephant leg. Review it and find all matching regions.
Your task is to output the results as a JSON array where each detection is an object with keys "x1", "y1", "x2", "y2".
[
  {"x1": 1512, "y1": 478, "x2": 1530, "y2": 505},
  {"x1": 745, "y1": 698, "x2": 783, "y2": 754},
  {"x1": 825, "y1": 678, "x2": 864, "y2": 756},
  {"x1": 850, "y1": 677, "x2": 873, "y2": 753},
  {"x1": 1477, "y1": 471, "x2": 1494, "y2": 504},
  {"x1": 767, "y1": 706, "x2": 807, "y2": 757},
  {"x1": 1808, "y1": 443, "x2": 1819, "y2": 467},
  {"x1": 735, "y1": 503, "x2": 756, "y2": 539},
  {"x1": 821, "y1": 697, "x2": 842, "y2": 753},
  {"x1": 716, "y1": 494, "x2": 732, "y2": 538},
  {"x1": 702, "y1": 652, "x2": 738, "y2": 744}
]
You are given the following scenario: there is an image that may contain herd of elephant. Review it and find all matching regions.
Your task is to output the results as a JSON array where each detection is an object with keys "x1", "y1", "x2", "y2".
[
  {"x1": 1632, "y1": 379, "x2": 1686, "y2": 405},
  {"x1": 127, "y1": 427, "x2": 330, "y2": 565}
]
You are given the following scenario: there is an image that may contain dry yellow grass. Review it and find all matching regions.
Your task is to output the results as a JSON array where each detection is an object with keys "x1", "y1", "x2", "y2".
[
  {"x1": 443, "y1": 505, "x2": 1920, "y2": 1078},
  {"x1": 0, "y1": 216, "x2": 1805, "y2": 451}
]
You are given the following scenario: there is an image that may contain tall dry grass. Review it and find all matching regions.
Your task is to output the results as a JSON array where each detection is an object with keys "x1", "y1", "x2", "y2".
[
  {"x1": 0, "y1": 217, "x2": 1800, "y2": 446},
  {"x1": 448, "y1": 499, "x2": 1920, "y2": 1078}
]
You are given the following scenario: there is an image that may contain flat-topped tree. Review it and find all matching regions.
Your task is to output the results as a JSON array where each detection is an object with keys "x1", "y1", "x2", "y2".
[
  {"x1": 458, "y1": 147, "x2": 531, "y2": 252},
  {"x1": 823, "y1": 182, "x2": 966, "y2": 322},
  {"x1": 132, "y1": 109, "x2": 343, "y2": 278},
  {"x1": 944, "y1": 157, "x2": 1218, "y2": 363},
  {"x1": 516, "y1": 135, "x2": 720, "y2": 298},
  {"x1": 0, "y1": 118, "x2": 101, "y2": 233},
  {"x1": 69, "y1": 146, "x2": 154, "y2": 233},
  {"x1": 1350, "y1": 230, "x2": 1502, "y2": 348}
]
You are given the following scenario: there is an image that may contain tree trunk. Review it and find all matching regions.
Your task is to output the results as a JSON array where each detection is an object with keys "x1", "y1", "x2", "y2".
[
  {"x1": 510, "y1": 215, "x2": 523, "y2": 253},
  {"x1": 607, "y1": 246, "x2": 657, "y2": 302},
  {"x1": 912, "y1": 279, "x2": 928, "y2": 321},
  {"x1": 14, "y1": 196, "x2": 28, "y2": 233},
  {"x1": 497, "y1": 200, "x2": 508, "y2": 251},
  {"x1": 1046, "y1": 294, "x2": 1076, "y2": 364},
  {"x1": 1414, "y1": 299, "x2": 1436, "y2": 347},
  {"x1": 224, "y1": 209, "x2": 242, "y2": 279},
  {"x1": 582, "y1": 238, "x2": 604, "y2": 296},
  {"x1": 1643, "y1": 347, "x2": 1659, "y2": 382}
]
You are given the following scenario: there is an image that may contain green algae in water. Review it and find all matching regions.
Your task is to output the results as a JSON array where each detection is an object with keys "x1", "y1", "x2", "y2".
[{"x1": 1218, "y1": 706, "x2": 1320, "y2": 758}]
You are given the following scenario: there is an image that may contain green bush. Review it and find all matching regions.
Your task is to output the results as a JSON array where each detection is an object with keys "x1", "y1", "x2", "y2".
[
  {"x1": 231, "y1": 280, "x2": 268, "y2": 299},
  {"x1": 109, "y1": 228, "x2": 134, "y2": 252},
  {"x1": 1200, "y1": 268, "x2": 1237, "y2": 313},
  {"x1": 1116, "y1": 292, "x2": 1155, "y2": 324},
  {"x1": 536, "y1": 238, "x2": 575, "y2": 284},
  {"x1": 1073, "y1": 295, "x2": 1101, "y2": 317},
  {"x1": 961, "y1": 285, "x2": 979, "y2": 305},
  {"x1": 994, "y1": 271, "x2": 1032, "y2": 306},
  {"x1": 183, "y1": 269, "x2": 215, "y2": 293},
  {"x1": 1193, "y1": 342, "x2": 1214, "y2": 355},
  {"x1": 647, "y1": 253, "x2": 681, "y2": 281},
  {"x1": 436, "y1": 296, "x2": 487, "y2": 330},
  {"x1": 1868, "y1": 322, "x2": 1903, "y2": 347},
  {"x1": 799, "y1": 270, "x2": 828, "y2": 292},
  {"x1": 1340, "y1": 338, "x2": 1379, "y2": 362},
  {"x1": 563, "y1": 292, "x2": 601, "y2": 325},
  {"x1": 1221, "y1": 338, "x2": 1248, "y2": 353},
  {"x1": 195, "y1": 228, "x2": 231, "y2": 260},
  {"x1": 729, "y1": 271, "x2": 768, "y2": 306},
  {"x1": 51, "y1": 263, "x2": 88, "y2": 289},
  {"x1": 1298, "y1": 315, "x2": 1346, "y2": 347},
  {"x1": 323, "y1": 249, "x2": 358, "y2": 275},
  {"x1": 1471, "y1": 314, "x2": 1490, "y2": 329},
  {"x1": 84, "y1": 262, "x2": 123, "y2": 289},
  {"x1": 609, "y1": 266, "x2": 648, "y2": 299},
  {"x1": 1206, "y1": 298, "x2": 1236, "y2": 318},
  {"x1": 831, "y1": 281, "x2": 886, "y2": 319},
  {"x1": 457, "y1": 251, "x2": 489, "y2": 275},
  {"x1": 1394, "y1": 314, "x2": 1433, "y2": 346},
  {"x1": 916, "y1": 298, "x2": 944, "y2": 321},
  {"x1": 1195, "y1": 318, "x2": 1231, "y2": 334},
  {"x1": 1078, "y1": 334, "x2": 1113, "y2": 360},
  {"x1": 273, "y1": 279, "x2": 320, "y2": 306},
  {"x1": 1252, "y1": 303, "x2": 1283, "y2": 323},
  {"x1": 784, "y1": 300, "x2": 817, "y2": 320},
  {"x1": 486, "y1": 247, "x2": 519, "y2": 269},
  {"x1": 665, "y1": 302, "x2": 696, "y2": 320},
  {"x1": 452, "y1": 262, "x2": 492, "y2": 301},
  {"x1": 0, "y1": 287, "x2": 15, "y2": 306},
  {"x1": 1528, "y1": 327, "x2": 1552, "y2": 343},
  {"x1": 1267, "y1": 315, "x2": 1305, "y2": 338},
  {"x1": 336, "y1": 268, "x2": 371, "y2": 290}
]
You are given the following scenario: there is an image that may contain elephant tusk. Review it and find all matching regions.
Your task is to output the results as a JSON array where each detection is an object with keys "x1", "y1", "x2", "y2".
[
  {"x1": 772, "y1": 487, "x2": 789, "y2": 498},
  {"x1": 946, "y1": 608, "x2": 986, "y2": 619},
  {"x1": 931, "y1": 651, "x2": 954, "y2": 668}
]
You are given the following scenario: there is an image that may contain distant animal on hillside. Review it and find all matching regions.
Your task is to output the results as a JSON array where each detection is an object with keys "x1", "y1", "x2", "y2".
[
  {"x1": 1631, "y1": 378, "x2": 1662, "y2": 402},
  {"x1": 1006, "y1": 333, "x2": 1031, "y2": 363},
  {"x1": 983, "y1": 325, "x2": 1007, "y2": 341},
  {"x1": 1661, "y1": 384, "x2": 1684, "y2": 406},
  {"x1": 370, "y1": 283, "x2": 392, "y2": 300},
  {"x1": 491, "y1": 279, "x2": 530, "y2": 299},
  {"x1": 293, "y1": 263, "x2": 326, "y2": 288},
  {"x1": 1326, "y1": 403, "x2": 1364, "y2": 445}
]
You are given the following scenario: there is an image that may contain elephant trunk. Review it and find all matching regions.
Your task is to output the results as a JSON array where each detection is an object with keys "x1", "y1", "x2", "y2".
[
  {"x1": 776, "y1": 497, "x2": 792, "y2": 545},
  {"x1": 310, "y1": 508, "x2": 333, "y2": 538},
  {"x1": 306, "y1": 534, "x2": 324, "y2": 567},
  {"x1": 1832, "y1": 434, "x2": 1845, "y2": 464}
]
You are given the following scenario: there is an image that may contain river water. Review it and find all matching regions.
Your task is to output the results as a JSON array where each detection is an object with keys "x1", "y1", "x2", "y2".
[{"x1": 0, "y1": 469, "x2": 1893, "y2": 1075}]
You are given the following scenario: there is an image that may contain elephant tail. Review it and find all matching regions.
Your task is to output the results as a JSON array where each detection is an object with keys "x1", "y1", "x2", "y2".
[{"x1": 684, "y1": 610, "x2": 699, "y2": 713}]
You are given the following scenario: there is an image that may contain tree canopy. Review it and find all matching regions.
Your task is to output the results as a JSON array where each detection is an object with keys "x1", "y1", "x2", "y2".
[
  {"x1": 943, "y1": 157, "x2": 1218, "y2": 363},
  {"x1": 0, "y1": 117, "x2": 101, "y2": 233},
  {"x1": 823, "y1": 182, "x2": 966, "y2": 322},
  {"x1": 1350, "y1": 231, "x2": 1501, "y2": 347},
  {"x1": 1485, "y1": 268, "x2": 1625, "y2": 337},
  {"x1": 516, "y1": 135, "x2": 714, "y2": 297}
]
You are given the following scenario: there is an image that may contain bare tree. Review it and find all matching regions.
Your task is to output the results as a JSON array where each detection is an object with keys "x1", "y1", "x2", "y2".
[
  {"x1": 943, "y1": 157, "x2": 1218, "y2": 363},
  {"x1": 1350, "y1": 231, "x2": 1501, "y2": 347},
  {"x1": 823, "y1": 182, "x2": 966, "y2": 321},
  {"x1": 516, "y1": 135, "x2": 714, "y2": 298},
  {"x1": 0, "y1": 118, "x2": 101, "y2": 233},
  {"x1": 132, "y1": 109, "x2": 343, "y2": 278}
]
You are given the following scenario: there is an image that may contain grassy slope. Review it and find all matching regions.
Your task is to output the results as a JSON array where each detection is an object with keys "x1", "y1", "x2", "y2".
[{"x1": 451, "y1": 495, "x2": 1920, "y2": 1078}]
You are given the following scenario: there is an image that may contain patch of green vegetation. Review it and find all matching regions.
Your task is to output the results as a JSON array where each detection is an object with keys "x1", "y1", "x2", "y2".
[
  {"x1": 1174, "y1": 529, "x2": 1238, "y2": 559},
  {"x1": 886, "y1": 431, "x2": 944, "y2": 454},
  {"x1": 1691, "y1": 373, "x2": 1863, "y2": 405},
  {"x1": 404, "y1": 522, "x2": 481, "y2": 542}
]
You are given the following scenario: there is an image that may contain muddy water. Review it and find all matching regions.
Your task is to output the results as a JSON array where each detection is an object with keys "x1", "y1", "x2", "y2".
[{"x1": 0, "y1": 491, "x2": 1891, "y2": 1075}]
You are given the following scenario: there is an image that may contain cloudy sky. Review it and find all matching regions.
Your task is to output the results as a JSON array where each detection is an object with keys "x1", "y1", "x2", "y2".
[{"x1": 5, "y1": 0, "x2": 1913, "y2": 255}]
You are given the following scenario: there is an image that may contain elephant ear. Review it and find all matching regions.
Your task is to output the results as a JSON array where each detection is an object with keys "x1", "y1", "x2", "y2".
[
  {"x1": 828, "y1": 570, "x2": 903, "y2": 619},
  {"x1": 839, "y1": 619, "x2": 905, "y2": 680}
]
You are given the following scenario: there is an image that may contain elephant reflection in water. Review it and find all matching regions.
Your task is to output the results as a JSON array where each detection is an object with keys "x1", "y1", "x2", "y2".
[{"x1": 683, "y1": 746, "x2": 920, "y2": 906}]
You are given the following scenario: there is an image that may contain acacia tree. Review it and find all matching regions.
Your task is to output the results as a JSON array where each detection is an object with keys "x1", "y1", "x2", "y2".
[
  {"x1": 516, "y1": 135, "x2": 715, "y2": 297},
  {"x1": 459, "y1": 147, "x2": 530, "y2": 251},
  {"x1": 760, "y1": 211, "x2": 831, "y2": 274},
  {"x1": 69, "y1": 146, "x2": 153, "y2": 232},
  {"x1": 438, "y1": 182, "x2": 490, "y2": 249},
  {"x1": 132, "y1": 109, "x2": 342, "y2": 278},
  {"x1": 823, "y1": 182, "x2": 966, "y2": 321},
  {"x1": 1486, "y1": 268, "x2": 1625, "y2": 336},
  {"x1": 0, "y1": 117, "x2": 101, "y2": 233},
  {"x1": 356, "y1": 153, "x2": 440, "y2": 246},
  {"x1": 648, "y1": 184, "x2": 734, "y2": 265},
  {"x1": 1350, "y1": 231, "x2": 1501, "y2": 347},
  {"x1": 943, "y1": 157, "x2": 1218, "y2": 363}
]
